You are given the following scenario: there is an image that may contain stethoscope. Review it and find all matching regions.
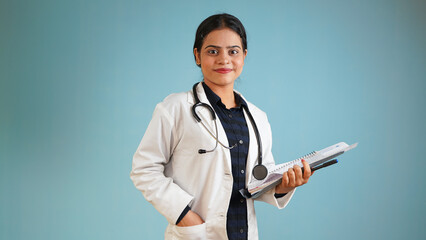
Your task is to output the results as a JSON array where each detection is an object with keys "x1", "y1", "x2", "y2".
[{"x1": 191, "y1": 82, "x2": 268, "y2": 180}]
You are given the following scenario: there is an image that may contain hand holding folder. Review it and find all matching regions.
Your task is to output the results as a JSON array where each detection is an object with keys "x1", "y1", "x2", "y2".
[{"x1": 240, "y1": 142, "x2": 358, "y2": 199}]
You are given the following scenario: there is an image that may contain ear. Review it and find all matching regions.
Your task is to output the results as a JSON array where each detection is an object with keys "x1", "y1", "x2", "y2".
[
  {"x1": 194, "y1": 48, "x2": 201, "y2": 66},
  {"x1": 243, "y1": 49, "x2": 247, "y2": 59}
]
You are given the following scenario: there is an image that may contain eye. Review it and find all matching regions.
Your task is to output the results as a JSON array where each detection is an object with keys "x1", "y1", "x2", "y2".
[
  {"x1": 229, "y1": 49, "x2": 239, "y2": 55},
  {"x1": 207, "y1": 49, "x2": 218, "y2": 55}
]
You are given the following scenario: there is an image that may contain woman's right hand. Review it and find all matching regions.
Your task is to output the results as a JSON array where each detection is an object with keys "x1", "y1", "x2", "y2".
[{"x1": 176, "y1": 210, "x2": 204, "y2": 227}]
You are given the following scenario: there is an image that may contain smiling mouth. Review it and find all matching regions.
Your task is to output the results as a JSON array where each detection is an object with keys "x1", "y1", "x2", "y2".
[{"x1": 214, "y1": 68, "x2": 232, "y2": 74}]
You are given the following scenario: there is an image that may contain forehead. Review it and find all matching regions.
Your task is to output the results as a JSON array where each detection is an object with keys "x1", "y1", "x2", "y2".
[{"x1": 202, "y1": 28, "x2": 242, "y2": 47}]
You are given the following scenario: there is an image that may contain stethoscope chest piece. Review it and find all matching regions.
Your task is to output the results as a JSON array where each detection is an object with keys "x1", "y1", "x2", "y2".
[{"x1": 252, "y1": 164, "x2": 268, "y2": 180}]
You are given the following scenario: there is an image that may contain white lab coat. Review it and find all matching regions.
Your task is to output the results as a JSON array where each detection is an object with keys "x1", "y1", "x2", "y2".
[{"x1": 130, "y1": 83, "x2": 295, "y2": 240}]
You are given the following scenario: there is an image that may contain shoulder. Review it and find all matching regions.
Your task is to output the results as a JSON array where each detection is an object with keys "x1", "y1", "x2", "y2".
[
  {"x1": 159, "y1": 91, "x2": 189, "y2": 109},
  {"x1": 246, "y1": 101, "x2": 266, "y2": 116},
  {"x1": 153, "y1": 90, "x2": 191, "y2": 121},
  {"x1": 247, "y1": 101, "x2": 270, "y2": 128}
]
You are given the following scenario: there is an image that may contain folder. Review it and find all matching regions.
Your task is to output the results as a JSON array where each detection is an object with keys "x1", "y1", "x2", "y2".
[{"x1": 240, "y1": 142, "x2": 358, "y2": 199}]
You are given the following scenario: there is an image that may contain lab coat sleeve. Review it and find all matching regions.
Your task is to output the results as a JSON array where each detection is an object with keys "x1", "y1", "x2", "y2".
[
  {"x1": 256, "y1": 184, "x2": 296, "y2": 209},
  {"x1": 255, "y1": 115, "x2": 296, "y2": 209},
  {"x1": 130, "y1": 103, "x2": 194, "y2": 224}
]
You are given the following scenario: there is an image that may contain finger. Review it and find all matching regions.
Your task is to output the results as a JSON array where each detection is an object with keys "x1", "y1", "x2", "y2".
[
  {"x1": 301, "y1": 159, "x2": 312, "y2": 180},
  {"x1": 293, "y1": 164, "x2": 303, "y2": 184},
  {"x1": 282, "y1": 172, "x2": 289, "y2": 186},
  {"x1": 287, "y1": 168, "x2": 296, "y2": 187}
]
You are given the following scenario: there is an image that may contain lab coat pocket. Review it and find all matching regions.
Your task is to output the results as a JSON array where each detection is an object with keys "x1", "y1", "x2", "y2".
[{"x1": 173, "y1": 223, "x2": 207, "y2": 240}]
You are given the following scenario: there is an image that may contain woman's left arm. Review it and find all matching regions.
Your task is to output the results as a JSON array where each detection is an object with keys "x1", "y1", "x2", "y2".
[{"x1": 253, "y1": 110, "x2": 312, "y2": 208}]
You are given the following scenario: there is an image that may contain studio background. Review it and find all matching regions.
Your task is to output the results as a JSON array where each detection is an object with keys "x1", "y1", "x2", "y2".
[{"x1": 1, "y1": 0, "x2": 425, "y2": 239}]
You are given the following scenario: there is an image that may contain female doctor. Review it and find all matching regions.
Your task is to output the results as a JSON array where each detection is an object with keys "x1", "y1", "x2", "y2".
[{"x1": 130, "y1": 13, "x2": 312, "y2": 240}]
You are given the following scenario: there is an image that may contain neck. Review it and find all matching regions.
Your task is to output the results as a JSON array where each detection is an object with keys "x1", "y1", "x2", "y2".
[{"x1": 203, "y1": 81, "x2": 236, "y2": 109}]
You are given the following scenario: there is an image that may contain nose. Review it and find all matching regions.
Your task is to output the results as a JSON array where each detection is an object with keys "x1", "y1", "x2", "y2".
[{"x1": 217, "y1": 52, "x2": 229, "y2": 65}]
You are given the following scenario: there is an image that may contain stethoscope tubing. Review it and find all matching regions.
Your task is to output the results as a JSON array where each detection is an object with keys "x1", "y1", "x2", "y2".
[
  {"x1": 198, "y1": 116, "x2": 237, "y2": 153},
  {"x1": 191, "y1": 82, "x2": 268, "y2": 180}
]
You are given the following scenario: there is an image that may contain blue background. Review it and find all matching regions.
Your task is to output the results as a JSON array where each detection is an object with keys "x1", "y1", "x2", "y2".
[{"x1": 1, "y1": 0, "x2": 425, "y2": 239}]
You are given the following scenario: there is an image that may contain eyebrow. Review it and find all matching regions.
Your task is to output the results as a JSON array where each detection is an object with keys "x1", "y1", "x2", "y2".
[{"x1": 204, "y1": 45, "x2": 242, "y2": 49}]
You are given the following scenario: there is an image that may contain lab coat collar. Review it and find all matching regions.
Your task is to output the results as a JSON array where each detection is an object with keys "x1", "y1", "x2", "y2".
[{"x1": 187, "y1": 82, "x2": 246, "y2": 106}]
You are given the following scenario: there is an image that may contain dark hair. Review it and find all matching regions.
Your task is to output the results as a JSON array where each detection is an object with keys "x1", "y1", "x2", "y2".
[{"x1": 193, "y1": 13, "x2": 247, "y2": 67}]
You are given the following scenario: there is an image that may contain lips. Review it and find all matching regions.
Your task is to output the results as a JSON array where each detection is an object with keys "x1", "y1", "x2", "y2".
[{"x1": 214, "y1": 68, "x2": 232, "y2": 74}]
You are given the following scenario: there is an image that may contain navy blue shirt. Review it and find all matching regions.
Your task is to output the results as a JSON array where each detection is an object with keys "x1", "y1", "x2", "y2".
[{"x1": 203, "y1": 82, "x2": 249, "y2": 240}]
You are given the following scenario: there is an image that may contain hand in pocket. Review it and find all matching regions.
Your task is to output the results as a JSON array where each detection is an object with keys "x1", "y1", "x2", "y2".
[{"x1": 177, "y1": 210, "x2": 204, "y2": 227}]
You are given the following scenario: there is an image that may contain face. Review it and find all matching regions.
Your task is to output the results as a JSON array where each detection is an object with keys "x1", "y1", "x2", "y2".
[{"x1": 194, "y1": 28, "x2": 247, "y2": 89}]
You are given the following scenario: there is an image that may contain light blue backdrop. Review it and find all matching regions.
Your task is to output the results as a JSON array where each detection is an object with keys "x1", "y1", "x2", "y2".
[{"x1": 1, "y1": 0, "x2": 425, "y2": 239}]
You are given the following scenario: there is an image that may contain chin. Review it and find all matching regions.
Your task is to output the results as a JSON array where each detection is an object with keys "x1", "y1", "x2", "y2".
[
  {"x1": 212, "y1": 79, "x2": 236, "y2": 87},
  {"x1": 215, "y1": 76, "x2": 238, "y2": 84}
]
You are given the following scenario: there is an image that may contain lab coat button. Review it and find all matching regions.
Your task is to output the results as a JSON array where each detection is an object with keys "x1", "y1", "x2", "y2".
[
  {"x1": 241, "y1": 170, "x2": 244, "y2": 174},
  {"x1": 239, "y1": 140, "x2": 243, "y2": 145}
]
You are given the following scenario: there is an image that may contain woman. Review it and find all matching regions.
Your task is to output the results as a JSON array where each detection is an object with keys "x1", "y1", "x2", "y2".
[{"x1": 130, "y1": 13, "x2": 312, "y2": 240}]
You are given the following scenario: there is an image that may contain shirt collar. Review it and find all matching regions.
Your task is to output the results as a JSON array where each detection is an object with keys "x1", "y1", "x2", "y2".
[{"x1": 202, "y1": 82, "x2": 247, "y2": 109}]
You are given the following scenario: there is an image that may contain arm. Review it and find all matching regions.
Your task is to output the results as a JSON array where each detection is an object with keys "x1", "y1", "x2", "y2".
[
  {"x1": 253, "y1": 113, "x2": 312, "y2": 208},
  {"x1": 130, "y1": 103, "x2": 195, "y2": 224}
]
